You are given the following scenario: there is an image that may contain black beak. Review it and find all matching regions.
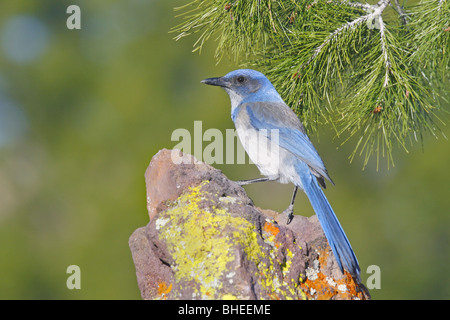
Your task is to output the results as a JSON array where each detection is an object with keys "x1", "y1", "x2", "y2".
[{"x1": 201, "y1": 77, "x2": 228, "y2": 88}]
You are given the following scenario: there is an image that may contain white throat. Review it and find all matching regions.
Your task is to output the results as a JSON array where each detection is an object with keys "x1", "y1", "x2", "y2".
[{"x1": 225, "y1": 88, "x2": 243, "y2": 112}]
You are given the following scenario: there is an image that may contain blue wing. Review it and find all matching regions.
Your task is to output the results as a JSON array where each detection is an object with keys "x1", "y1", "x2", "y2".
[{"x1": 242, "y1": 101, "x2": 333, "y2": 185}]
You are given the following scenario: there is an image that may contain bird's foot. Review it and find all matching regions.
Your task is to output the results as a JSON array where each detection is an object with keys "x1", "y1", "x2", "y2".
[
  {"x1": 234, "y1": 177, "x2": 269, "y2": 186},
  {"x1": 282, "y1": 205, "x2": 295, "y2": 225},
  {"x1": 234, "y1": 180, "x2": 247, "y2": 186}
]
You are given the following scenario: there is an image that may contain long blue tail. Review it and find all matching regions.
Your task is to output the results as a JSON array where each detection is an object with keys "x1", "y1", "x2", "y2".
[{"x1": 298, "y1": 170, "x2": 360, "y2": 280}]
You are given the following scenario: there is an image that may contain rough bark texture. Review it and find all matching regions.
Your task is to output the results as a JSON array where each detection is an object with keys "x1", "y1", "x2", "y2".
[{"x1": 129, "y1": 149, "x2": 370, "y2": 300}]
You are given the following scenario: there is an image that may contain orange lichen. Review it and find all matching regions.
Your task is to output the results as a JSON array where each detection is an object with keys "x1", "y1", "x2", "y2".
[
  {"x1": 263, "y1": 221, "x2": 280, "y2": 237},
  {"x1": 263, "y1": 221, "x2": 282, "y2": 248},
  {"x1": 317, "y1": 247, "x2": 330, "y2": 267},
  {"x1": 335, "y1": 271, "x2": 368, "y2": 300},
  {"x1": 298, "y1": 248, "x2": 368, "y2": 300},
  {"x1": 300, "y1": 270, "x2": 337, "y2": 300},
  {"x1": 157, "y1": 281, "x2": 173, "y2": 300}
]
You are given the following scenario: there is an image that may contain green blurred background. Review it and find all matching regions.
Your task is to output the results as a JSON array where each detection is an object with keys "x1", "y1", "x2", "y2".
[{"x1": 0, "y1": 0, "x2": 448, "y2": 299}]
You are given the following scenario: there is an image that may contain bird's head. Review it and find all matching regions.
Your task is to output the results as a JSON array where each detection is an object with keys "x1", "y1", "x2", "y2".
[{"x1": 201, "y1": 69, "x2": 282, "y2": 107}]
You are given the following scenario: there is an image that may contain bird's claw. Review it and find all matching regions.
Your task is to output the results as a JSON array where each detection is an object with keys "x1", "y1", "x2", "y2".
[
  {"x1": 282, "y1": 207, "x2": 295, "y2": 225},
  {"x1": 286, "y1": 212, "x2": 294, "y2": 225}
]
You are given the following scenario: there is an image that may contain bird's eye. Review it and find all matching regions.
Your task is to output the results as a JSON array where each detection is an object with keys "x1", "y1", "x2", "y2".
[{"x1": 236, "y1": 76, "x2": 245, "y2": 83}]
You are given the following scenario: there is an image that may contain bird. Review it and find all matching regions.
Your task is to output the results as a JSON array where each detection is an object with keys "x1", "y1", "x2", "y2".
[{"x1": 201, "y1": 69, "x2": 360, "y2": 279}]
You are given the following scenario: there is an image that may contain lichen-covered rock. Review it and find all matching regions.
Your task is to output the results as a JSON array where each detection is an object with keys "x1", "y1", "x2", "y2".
[{"x1": 129, "y1": 149, "x2": 370, "y2": 300}]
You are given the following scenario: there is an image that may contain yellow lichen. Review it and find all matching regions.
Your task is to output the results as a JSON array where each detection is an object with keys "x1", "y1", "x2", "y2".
[
  {"x1": 156, "y1": 181, "x2": 312, "y2": 300},
  {"x1": 157, "y1": 181, "x2": 267, "y2": 299},
  {"x1": 282, "y1": 248, "x2": 294, "y2": 278}
]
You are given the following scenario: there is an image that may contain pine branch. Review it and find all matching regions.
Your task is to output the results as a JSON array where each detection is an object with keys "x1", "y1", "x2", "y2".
[
  {"x1": 300, "y1": 0, "x2": 391, "y2": 80},
  {"x1": 393, "y1": 0, "x2": 407, "y2": 25},
  {"x1": 173, "y1": 0, "x2": 449, "y2": 169}
]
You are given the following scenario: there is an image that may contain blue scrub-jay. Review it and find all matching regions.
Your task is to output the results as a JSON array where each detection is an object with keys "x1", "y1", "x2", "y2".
[{"x1": 202, "y1": 69, "x2": 360, "y2": 279}]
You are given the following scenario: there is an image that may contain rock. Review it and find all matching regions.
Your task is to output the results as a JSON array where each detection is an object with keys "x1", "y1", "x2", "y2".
[{"x1": 129, "y1": 149, "x2": 370, "y2": 300}]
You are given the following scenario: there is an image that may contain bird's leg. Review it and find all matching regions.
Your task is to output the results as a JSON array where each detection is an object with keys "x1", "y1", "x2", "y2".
[
  {"x1": 283, "y1": 186, "x2": 298, "y2": 225},
  {"x1": 235, "y1": 177, "x2": 270, "y2": 186}
]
